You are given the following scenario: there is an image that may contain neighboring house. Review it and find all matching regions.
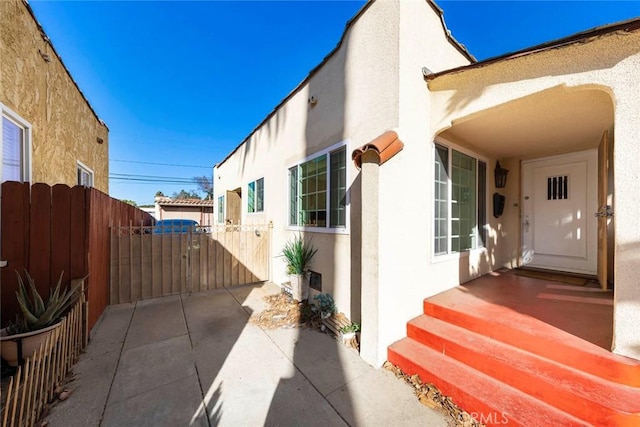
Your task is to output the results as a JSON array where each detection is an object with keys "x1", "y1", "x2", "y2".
[
  {"x1": 215, "y1": 0, "x2": 640, "y2": 370},
  {"x1": 155, "y1": 196, "x2": 214, "y2": 226},
  {"x1": 0, "y1": 0, "x2": 108, "y2": 191},
  {"x1": 138, "y1": 205, "x2": 156, "y2": 219}
]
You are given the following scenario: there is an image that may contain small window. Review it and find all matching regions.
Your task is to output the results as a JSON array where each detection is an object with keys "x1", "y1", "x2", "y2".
[
  {"x1": 77, "y1": 161, "x2": 94, "y2": 187},
  {"x1": 247, "y1": 178, "x2": 264, "y2": 213},
  {"x1": 547, "y1": 175, "x2": 569, "y2": 200},
  {"x1": 289, "y1": 145, "x2": 346, "y2": 229},
  {"x1": 2, "y1": 106, "x2": 31, "y2": 183},
  {"x1": 217, "y1": 195, "x2": 225, "y2": 224}
]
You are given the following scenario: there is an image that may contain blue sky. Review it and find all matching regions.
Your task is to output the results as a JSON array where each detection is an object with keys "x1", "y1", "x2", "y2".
[{"x1": 28, "y1": 1, "x2": 640, "y2": 205}]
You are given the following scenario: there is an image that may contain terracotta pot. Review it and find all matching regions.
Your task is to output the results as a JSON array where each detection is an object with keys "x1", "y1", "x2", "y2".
[{"x1": 1, "y1": 322, "x2": 61, "y2": 366}]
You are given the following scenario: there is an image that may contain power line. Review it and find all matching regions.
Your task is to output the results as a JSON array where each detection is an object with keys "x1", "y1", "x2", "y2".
[
  {"x1": 111, "y1": 173, "x2": 197, "y2": 180},
  {"x1": 111, "y1": 159, "x2": 212, "y2": 169}
]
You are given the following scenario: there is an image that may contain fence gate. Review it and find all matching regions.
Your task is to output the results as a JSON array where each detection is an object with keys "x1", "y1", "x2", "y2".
[{"x1": 110, "y1": 224, "x2": 271, "y2": 304}]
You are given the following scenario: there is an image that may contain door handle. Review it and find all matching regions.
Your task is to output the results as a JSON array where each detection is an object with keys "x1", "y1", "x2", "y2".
[{"x1": 594, "y1": 205, "x2": 614, "y2": 218}]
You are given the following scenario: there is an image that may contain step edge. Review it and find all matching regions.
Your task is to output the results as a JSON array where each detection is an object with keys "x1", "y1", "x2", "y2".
[
  {"x1": 388, "y1": 339, "x2": 591, "y2": 427},
  {"x1": 407, "y1": 316, "x2": 640, "y2": 415},
  {"x1": 422, "y1": 300, "x2": 640, "y2": 386}
]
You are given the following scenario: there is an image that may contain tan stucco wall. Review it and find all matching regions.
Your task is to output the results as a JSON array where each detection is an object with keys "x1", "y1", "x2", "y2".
[
  {"x1": 0, "y1": 1, "x2": 108, "y2": 192},
  {"x1": 426, "y1": 30, "x2": 640, "y2": 360}
]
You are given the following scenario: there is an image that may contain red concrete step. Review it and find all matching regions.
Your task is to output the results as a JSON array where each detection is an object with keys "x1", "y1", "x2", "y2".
[
  {"x1": 407, "y1": 315, "x2": 640, "y2": 426},
  {"x1": 423, "y1": 295, "x2": 640, "y2": 386},
  {"x1": 388, "y1": 338, "x2": 589, "y2": 427}
]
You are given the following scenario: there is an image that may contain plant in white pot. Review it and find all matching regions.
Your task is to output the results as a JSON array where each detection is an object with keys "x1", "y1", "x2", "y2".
[
  {"x1": 281, "y1": 234, "x2": 317, "y2": 302},
  {"x1": 340, "y1": 322, "x2": 361, "y2": 343},
  {"x1": 1, "y1": 270, "x2": 86, "y2": 366}
]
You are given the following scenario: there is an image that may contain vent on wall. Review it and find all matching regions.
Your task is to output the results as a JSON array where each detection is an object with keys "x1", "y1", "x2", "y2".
[
  {"x1": 547, "y1": 175, "x2": 569, "y2": 200},
  {"x1": 309, "y1": 271, "x2": 322, "y2": 292}
]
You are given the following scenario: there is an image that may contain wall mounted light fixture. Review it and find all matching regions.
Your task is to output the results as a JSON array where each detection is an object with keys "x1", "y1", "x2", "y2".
[{"x1": 494, "y1": 161, "x2": 509, "y2": 188}]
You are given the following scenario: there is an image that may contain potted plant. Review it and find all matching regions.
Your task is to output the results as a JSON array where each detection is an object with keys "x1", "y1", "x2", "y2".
[
  {"x1": 281, "y1": 234, "x2": 317, "y2": 301},
  {"x1": 314, "y1": 293, "x2": 336, "y2": 319},
  {"x1": 340, "y1": 322, "x2": 361, "y2": 344},
  {"x1": 0, "y1": 270, "x2": 87, "y2": 366}
]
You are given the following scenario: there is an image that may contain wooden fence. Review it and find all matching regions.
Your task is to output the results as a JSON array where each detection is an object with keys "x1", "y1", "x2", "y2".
[
  {"x1": 1, "y1": 294, "x2": 88, "y2": 427},
  {"x1": 110, "y1": 224, "x2": 271, "y2": 304},
  {"x1": 1, "y1": 182, "x2": 154, "y2": 330}
]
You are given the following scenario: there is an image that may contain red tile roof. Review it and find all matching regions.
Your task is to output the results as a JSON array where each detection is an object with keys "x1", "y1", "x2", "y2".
[{"x1": 352, "y1": 130, "x2": 404, "y2": 169}]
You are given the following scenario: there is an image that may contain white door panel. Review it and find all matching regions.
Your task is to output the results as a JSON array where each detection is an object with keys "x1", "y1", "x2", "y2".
[{"x1": 522, "y1": 150, "x2": 597, "y2": 274}]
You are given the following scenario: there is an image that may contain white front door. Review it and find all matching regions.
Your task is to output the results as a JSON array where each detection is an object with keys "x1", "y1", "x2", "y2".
[{"x1": 522, "y1": 150, "x2": 598, "y2": 274}]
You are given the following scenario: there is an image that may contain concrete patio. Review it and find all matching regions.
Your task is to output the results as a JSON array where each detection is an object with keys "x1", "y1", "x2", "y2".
[{"x1": 45, "y1": 282, "x2": 447, "y2": 426}]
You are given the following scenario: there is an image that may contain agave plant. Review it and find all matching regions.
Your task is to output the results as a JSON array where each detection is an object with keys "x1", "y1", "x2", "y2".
[
  {"x1": 281, "y1": 234, "x2": 318, "y2": 275},
  {"x1": 9, "y1": 270, "x2": 86, "y2": 334}
]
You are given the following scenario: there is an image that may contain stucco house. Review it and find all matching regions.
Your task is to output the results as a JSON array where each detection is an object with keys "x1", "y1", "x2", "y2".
[
  {"x1": 214, "y1": 0, "x2": 639, "y2": 421},
  {"x1": 0, "y1": 0, "x2": 108, "y2": 191},
  {"x1": 154, "y1": 196, "x2": 214, "y2": 226}
]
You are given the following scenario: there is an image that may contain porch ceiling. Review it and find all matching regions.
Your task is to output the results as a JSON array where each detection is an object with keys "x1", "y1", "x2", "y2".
[{"x1": 439, "y1": 87, "x2": 614, "y2": 160}]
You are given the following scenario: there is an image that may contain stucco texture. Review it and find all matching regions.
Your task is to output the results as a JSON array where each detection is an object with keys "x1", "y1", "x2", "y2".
[
  {"x1": 0, "y1": 1, "x2": 108, "y2": 192},
  {"x1": 427, "y1": 29, "x2": 640, "y2": 360}
]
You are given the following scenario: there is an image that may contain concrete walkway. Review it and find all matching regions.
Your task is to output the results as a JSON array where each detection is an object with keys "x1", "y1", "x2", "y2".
[{"x1": 46, "y1": 283, "x2": 447, "y2": 427}]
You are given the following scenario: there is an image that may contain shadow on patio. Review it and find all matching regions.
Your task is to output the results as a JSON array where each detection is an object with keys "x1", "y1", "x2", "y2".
[{"x1": 45, "y1": 282, "x2": 445, "y2": 427}]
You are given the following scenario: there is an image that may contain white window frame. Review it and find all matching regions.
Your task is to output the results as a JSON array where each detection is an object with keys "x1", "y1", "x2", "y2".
[
  {"x1": 247, "y1": 177, "x2": 264, "y2": 214},
  {"x1": 286, "y1": 140, "x2": 349, "y2": 234},
  {"x1": 432, "y1": 137, "x2": 488, "y2": 262},
  {"x1": 1, "y1": 103, "x2": 32, "y2": 183},
  {"x1": 217, "y1": 194, "x2": 225, "y2": 224},
  {"x1": 76, "y1": 160, "x2": 94, "y2": 187}
]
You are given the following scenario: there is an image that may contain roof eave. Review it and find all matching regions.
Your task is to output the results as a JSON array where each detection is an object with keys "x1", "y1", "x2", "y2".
[{"x1": 424, "y1": 16, "x2": 640, "y2": 82}]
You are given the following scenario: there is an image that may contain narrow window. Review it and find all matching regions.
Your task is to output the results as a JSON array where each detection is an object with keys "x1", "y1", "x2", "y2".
[
  {"x1": 434, "y1": 144, "x2": 449, "y2": 255},
  {"x1": 77, "y1": 161, "x2": 94, "y2": 187},
  {"x1": 217, "y1": 195, "x2": 224, "y2": 224},
  {"x1": 477, "y1": 161, "x2": 487, "y2": 247},
  {"x1": 256, "y1": 178, "x2": 264, "y2": 212},
  {"x1": 2, "y1": 111, "x2": 30, "y2": 183},
  {"x1": 247, "y1": 181, "x2": 256, "y2": 213},
  {"x1": 329, "y1": 147, "x2": 346, "y2": 227},
  {"x1": 434, "y1": 143, "x2": 486, "y2": 256}
]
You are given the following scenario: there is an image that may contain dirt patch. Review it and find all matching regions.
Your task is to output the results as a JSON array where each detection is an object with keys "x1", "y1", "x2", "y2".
[
  {"x1": 249, "y1": 292, "x2": 322, "y2": 330},
  {"x1": 249, "y1": 292, "x2": 359, "y2": 351},
  {"x1": 384, "y1": 362, "x2": 484, "y2": 427}
]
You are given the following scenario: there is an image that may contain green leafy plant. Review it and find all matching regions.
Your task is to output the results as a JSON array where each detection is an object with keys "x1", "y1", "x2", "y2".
[
  {"x1": 340, "y1": 323, "x2": 361, "y2": 334},
  {"x1": 8, "y1": 270, "x2": 87, "y2": 335},
  {"x1": 281, "y1": 234, "x2": 318, "y2": 275},
  {"x1": 313, "y1": 293, "x2": 336, "y2": 318}
]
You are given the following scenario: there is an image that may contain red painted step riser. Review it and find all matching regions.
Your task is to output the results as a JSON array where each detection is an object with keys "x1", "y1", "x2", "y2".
[
  {"x1": 407, "y1": 322, "x2": 637, "y2": 426},
  {"x1": 387, "y1": 349, "x2": 528, "y2": 427},
  {"x1": 423, "y1": 301, "x2": 639, "y2": 386}
]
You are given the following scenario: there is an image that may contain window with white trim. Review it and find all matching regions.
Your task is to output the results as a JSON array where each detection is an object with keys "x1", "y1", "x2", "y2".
[
  {"x1": 289, "y1": 145, "x2": 346, "y2": 229},
  {"x1": 434, "y1": 143, "x2": 487, "y2": 255},
  {"x1": 217, "y1": 195, "x2": 225, "y2": 224},
  {"x1": 248, "y1": 178, "x2": 264, "y2": 213},
  {"x1": 77, "y1": 161, "x2": 94, "y2": 187},
  {"x1": 2, "y1": 107, "x2": 31, "y2": 183}
]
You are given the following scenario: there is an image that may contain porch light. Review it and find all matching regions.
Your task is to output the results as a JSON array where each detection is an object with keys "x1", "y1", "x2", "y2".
[{"x1": 494, "y1": 162, "x2": 509, "y2": 188}]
